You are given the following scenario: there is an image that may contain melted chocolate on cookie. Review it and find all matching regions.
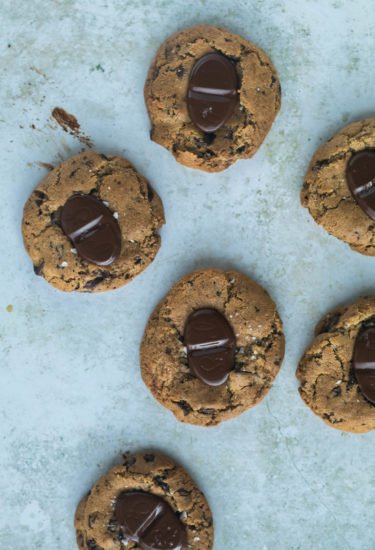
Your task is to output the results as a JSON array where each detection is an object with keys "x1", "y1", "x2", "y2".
[
  {"x1": 184, "y1": 308, "x2": 236, "y2": 386},
  {"x1": 187, "y1": 53, "x2": 238, "y2": 133},
  {"x1": 353, "y1": 326, "x2": 375, "y2": 405},
  {"x1": 114, "y1": 491, "x2": 186, "y2": 550},
  {"x1": 346, "y1": 150, "x2": 375, "y2": 220},
  {"x1": 61, "y1": 194, "x2": 121, "y2": 266}
]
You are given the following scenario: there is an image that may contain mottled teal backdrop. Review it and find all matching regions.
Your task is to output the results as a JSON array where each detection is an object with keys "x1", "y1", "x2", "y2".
[{"x1": 0, "y1": 0, "x2": 374, "y2": 548}]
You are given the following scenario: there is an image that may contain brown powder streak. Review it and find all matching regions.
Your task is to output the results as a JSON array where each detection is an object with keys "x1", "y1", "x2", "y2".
[
  {"x1": 51, "y1": 107, "x2": 93, "y2": 147},
  {"x1": 52, "y1": 107, "x2": 80, "y2": 133},
  {"x1": 36, "y1": 162, "x2": 55, "y2": 171}
]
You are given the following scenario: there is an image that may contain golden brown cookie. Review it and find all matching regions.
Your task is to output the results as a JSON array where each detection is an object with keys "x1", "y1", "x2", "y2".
[
  {"x1": 75, "y1": 451, "x2": 213, "y2": 550},
  {"x1": 140, "y1": 268, "x2": 285, "y2": 426},
  {"x1": 144, "y1": 25, "x2": 281, "y2": 172},
  {"x1": 297, "y1": 296, "x2": 375, "y2": 433},
  {"x1": 74, "y1": 495, "x2": 88, "y2": 550},
  {"x1": 22, "y1": 151, "x2": 165, "y2": 292},
  {"x1": 301, "y1": 118, "x2": 375, "y2": 255}
]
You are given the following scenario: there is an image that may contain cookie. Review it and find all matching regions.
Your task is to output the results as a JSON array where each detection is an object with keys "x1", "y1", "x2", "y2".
[
  {"x1": 75, "y1": 495, "x2": 88, "y2": 550},
  {"x1": 301, "y1": 118, "x2": 375, "y2": 255},
  {"x1": 144, "y1": 25, "x2": 281, "y2": 172},
  {"x1": 297, "y1": 296, "x2": 375, "y2": 433},
  {"x1": 22, "y1": 151, "x2": 165, "y2": 292},
  {"x1": 140, "y1": 268, "x2": 285, "y2": 426},
  {"x1": 75, "y1": 451, "x2": 213, "y2": 550}
]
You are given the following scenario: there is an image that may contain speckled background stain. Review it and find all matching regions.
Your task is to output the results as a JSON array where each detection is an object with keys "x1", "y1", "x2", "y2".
[{"x1": 0, "y1": 1, "x2": 375, "y2": 549}]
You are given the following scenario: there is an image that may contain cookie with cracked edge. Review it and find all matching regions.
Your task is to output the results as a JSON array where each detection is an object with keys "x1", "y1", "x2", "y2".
[
  {"x1": 74, "y1": 451, "x2": 213, "y2": 550},
  {"x1": 75, "y1": 494, "x2": 89, "y2": 549},
  {"x1": 22, "y1": 150, "x2": 165, "y2": 292},
  {"x1": 297, "y1": 296, "x2": 375, "y2": 433},
  {"x1": 301, "y1": 118, "x2": 375, "y2": 255},
  {"x1": 144, "y1": 25, "x2": 281, "y2": 172},
  {"x1": 140, "y1": 268, "x2": 285, "y2": 426}
]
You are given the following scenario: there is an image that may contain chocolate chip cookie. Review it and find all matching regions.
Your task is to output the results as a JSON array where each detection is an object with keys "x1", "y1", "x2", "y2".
[
  {"x1": 22, "y1": 151, "x2": 165, "y2": 292},
  {"x1": 74, "y1": 451, "x2": 213, "y2": 549},
  {"x1": 140, "y1": 269, "x2": 285, "y2": 426},
  {"x1": 301, "y1": 118, "x2": 375, "y2": 255},
  {"x1": 144, "y1": 25, "x2": 281, "y2": 172},
  {"x1": 297, "y1": 296, "x2": 375, "y2": 433}
]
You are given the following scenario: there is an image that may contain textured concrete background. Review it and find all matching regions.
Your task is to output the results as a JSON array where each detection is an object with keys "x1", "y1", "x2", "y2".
[{"x1": 1, "y1": 0, "x2": 375, "y2": 548}]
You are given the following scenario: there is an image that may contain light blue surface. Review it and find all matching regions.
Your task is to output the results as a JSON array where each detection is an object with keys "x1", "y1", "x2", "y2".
[{"x1": 1, "y1": 1, "x2": 375, "y2": 548}]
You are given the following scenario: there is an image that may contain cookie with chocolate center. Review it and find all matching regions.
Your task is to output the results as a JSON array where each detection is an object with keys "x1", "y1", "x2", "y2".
[
  {"x1": 74, "y1": 452, "x2": 213, "y2": 550},
  {"x1": 144, "y1": 25, "x2": 281, "y2": 172},
  {"x1": 297, "y1": 296, "x2": 375, "y2": 433},
  {"x1": 22, "y1": 151, "x2": 165, "y2": 292},
  {"x1": 140, "y1": 268, "x2": 285, "y2": 426},
  {"x1": 301, "y1": 118, "x2": 375, "y2": 255}
]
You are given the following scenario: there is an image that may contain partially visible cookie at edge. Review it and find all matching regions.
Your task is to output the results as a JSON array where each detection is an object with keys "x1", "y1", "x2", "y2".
[
  {"x1": 74, "y1": 495, "x2": 88, "y2": 550},
  {"x1": 75, "y1": 451, "x2": 213, "y2": 550},
  {"x1": 140, "y1": 268, "x2": 285, "y2": 426},
  {"x1": 297, "y1": 296, "x2": 375, "y2": 433},
  {"x1": 301, "y1": 118, "x2": 375, "y2": 255},
  {"x1": 144, "y1": 25, "x2": 281, "y2": 172},
  {"x1": 22, "y1": 150, "x2": 165, "y2": 292}
]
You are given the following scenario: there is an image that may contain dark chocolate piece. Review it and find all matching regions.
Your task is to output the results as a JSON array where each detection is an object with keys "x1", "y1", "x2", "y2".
[
  {"x1": 114, "y1": 491, "x2": 186, "y2": 550},
  {"x1": 346, "y1": 150, "x2": 375, "y2": 220},
  {"x1": 184, "y1": 308, "x2": 236, "y2": 386},
  {"x1": 353, "y1": 326, "x2": 375, "y2": 405},
  {"x1": 187, "y1": 53, "x2": 238, "y2": 133},
  {"x1": 61, "y1": 194, "x2": 121, "y2": 266}
]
